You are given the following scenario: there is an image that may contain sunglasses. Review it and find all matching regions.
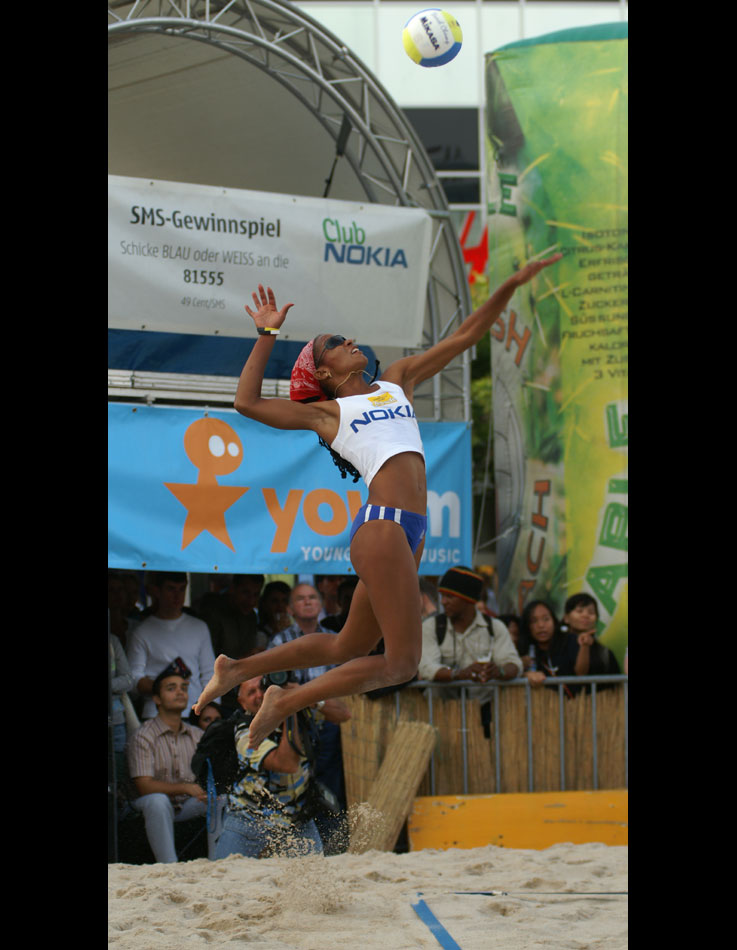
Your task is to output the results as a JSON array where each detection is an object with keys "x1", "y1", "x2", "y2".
[{"x1": 315, "y1": 334, "x2": 347, "y2": 368}]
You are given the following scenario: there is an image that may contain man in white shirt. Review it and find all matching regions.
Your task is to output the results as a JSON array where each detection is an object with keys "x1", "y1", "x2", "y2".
[
  {"x1": 126, "y1": 572, "x2": 216, "y2": 720},
  {"x1": 418, "y1": 567, "x2": 522, "y2": 699}
]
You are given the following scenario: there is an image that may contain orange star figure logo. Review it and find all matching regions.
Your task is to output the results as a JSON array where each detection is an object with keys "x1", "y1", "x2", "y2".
[{"x1": 164, "y1": 418, "x2": 249, "y2": 551}]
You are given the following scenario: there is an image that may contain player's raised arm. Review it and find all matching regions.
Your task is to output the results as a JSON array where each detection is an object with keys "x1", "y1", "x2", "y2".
[
  {"x1": 385, "y1": 253, "x2": 563, "y2": 391},
  {"x1": 234, "y1": 285, "x2": 325, "y2": 433}
]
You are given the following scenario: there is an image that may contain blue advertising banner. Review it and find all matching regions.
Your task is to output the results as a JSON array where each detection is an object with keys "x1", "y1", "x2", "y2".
[{"x1": 108, "y1": 403, "x2": 472, "y2": 575}]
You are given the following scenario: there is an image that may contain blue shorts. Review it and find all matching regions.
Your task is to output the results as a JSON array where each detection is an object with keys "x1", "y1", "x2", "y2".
[{"x1": 349, "y1": 503, "x2": 427, "y2": 554}]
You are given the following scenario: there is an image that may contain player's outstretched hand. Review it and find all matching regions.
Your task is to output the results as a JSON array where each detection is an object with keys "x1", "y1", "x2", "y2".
[
  {"x1": 245, "y1": 284, "x2": 294, "y2": 331},
  {"x1": 514, "y1": 252, "x2": 563, "y2": 287}
]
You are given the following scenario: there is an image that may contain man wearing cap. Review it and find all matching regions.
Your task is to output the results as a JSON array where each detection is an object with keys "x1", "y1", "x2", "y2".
[
  {"x1": 126, "y1": 663, "x2": 224, "y2": 863},
  {"x1": 417, "y1": 567, "x2": 523, "y2": 693}
]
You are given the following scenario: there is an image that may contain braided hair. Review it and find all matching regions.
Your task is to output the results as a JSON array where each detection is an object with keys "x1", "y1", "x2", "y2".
[
  {"x1": 318, "y1": 435, "x2": 361, "y2": 482},
  {"x1": 304, "y1": 346, "x2": 380, "y2": 482}
]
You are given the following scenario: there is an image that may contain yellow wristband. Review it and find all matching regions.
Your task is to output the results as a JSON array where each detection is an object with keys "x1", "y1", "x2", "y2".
[{"x1": 257, "y1": 327, "x2": 280, "y2": 336}]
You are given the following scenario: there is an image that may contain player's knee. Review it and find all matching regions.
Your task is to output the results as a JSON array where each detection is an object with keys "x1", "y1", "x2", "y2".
[{"x1": 383, "y1": 650, "x2": 420, "y2": 685}]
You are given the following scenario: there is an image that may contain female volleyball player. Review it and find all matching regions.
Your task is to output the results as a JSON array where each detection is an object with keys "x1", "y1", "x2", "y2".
[{"x1": 194, "y1": 252, "x2": 562, "y2": 747}]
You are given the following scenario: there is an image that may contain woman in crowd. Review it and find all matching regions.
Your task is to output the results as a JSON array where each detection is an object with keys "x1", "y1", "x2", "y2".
[
  {"x1": 562, "y1": 592, "x2": 621, "y2": 686},
  {"x1": 518, "y1": 599, "x2": 589, "y2": 694}
]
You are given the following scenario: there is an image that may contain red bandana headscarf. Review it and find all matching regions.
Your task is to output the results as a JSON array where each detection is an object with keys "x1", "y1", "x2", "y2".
[{"x1": 289, "y1": 340, "x2": 327, "y2": 402}]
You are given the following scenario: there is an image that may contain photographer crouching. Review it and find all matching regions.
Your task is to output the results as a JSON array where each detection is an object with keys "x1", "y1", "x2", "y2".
[{"x1": 212, "y1": 671, "x2": 351, "y2": 859}]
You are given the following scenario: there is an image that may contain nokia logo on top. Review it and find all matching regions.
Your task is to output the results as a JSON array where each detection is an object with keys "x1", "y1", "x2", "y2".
[
  {"x1": 348, "y1": 403, "x2": 416, "y2": 434},
  {"x1": 322, "y1": 217, "x2": 408, "y2": 268}
]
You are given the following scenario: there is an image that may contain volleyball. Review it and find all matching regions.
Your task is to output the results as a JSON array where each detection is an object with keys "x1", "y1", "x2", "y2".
[{"x1": 402, "y1": 9, "x2": 463, "y2": 68}]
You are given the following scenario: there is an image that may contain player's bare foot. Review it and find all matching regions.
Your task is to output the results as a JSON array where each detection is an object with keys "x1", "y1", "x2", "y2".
[
  {"x1": 248, "y1": 685, "x2": 287, "y2": 748},
  {"x1": 193, "y1": 655, "x2": 244, "y2": 714}
]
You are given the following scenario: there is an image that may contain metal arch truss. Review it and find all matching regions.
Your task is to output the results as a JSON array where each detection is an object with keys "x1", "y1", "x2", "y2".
[{"x1": 108, "y1": 0, "x2": 472, "y2": 421}]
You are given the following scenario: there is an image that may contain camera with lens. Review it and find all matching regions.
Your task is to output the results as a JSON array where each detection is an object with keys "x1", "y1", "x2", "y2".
[{"x1": 260, "y1": 670, "x2": 298, "y2": 691}]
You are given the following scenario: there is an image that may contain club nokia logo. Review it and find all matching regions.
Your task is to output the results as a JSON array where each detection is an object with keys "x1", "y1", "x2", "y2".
[{"x1": 322, "y1": 217, "x2": 408, "y2": 268}]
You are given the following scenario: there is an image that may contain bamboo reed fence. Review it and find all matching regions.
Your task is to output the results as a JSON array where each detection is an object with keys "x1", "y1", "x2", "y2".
[
  {"x1": 347, "y1": 720, "x2": 437, "y2": 853},
  {"x1": 339, "y1": 680, "x2": 627, "y2": 805}
]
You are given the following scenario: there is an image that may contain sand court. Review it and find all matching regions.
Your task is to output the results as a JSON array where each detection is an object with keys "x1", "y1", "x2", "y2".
[{"x1": 108, "y1": 841, "x2": 627, "y2": 949}]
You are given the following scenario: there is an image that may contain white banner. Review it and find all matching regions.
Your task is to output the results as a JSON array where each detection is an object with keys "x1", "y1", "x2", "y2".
[{"x1": 108, "y1": 175, "x2": 432, "y2": 347}]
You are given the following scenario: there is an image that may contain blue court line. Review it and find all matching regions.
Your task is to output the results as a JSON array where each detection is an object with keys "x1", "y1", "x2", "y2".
[
  {"x1": 411, "y1": 894, "x2": 463, "y2": 950},
  {"x1": 411, "y1": 890, "x2": 628, "y2": 948}
]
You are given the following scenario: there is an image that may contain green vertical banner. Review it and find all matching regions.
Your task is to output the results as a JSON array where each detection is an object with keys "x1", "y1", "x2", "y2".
[{"x1": 485, "y1": 23, "x2": 628, "y2": 663}]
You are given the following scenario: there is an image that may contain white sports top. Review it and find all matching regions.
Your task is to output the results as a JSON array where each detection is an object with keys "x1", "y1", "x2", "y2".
[{"x1": 330, "y1": 381, "x2": 425, "y2": 487}]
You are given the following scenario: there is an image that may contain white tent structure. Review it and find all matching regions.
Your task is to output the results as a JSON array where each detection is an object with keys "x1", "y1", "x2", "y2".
[{"x1": 108, "y1": 0, "x2": 473, "y2": 422}]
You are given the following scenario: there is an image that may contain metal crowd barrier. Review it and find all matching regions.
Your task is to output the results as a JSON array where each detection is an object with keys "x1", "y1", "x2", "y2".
[{"x1": 399, "y1": 675, "x2": 628, "y2": 796}]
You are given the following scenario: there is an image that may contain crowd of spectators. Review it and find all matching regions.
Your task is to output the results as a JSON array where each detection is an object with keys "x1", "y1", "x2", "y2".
[{"x1": 109, "y1": 567, "x2": 626, "y2": 864}]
